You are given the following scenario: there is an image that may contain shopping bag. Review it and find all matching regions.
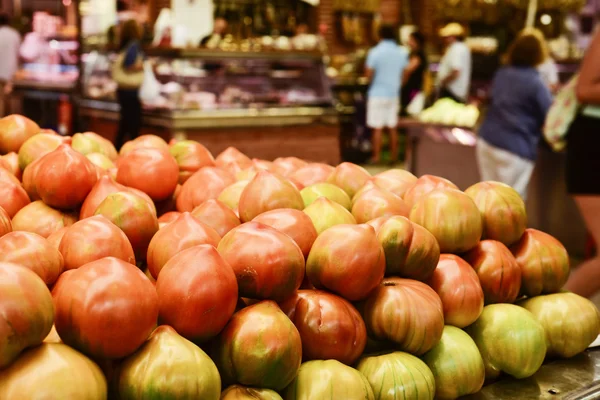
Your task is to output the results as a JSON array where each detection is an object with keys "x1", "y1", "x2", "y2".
[
  {"x1": 543, "y1": 74, "x2": 580, "y2": 152},
  {"x1": 112, "y1": 51, "x2": 145, "y2": 89},
  {"x1": 139, "y1": 61, "x2": 161, "y2": 103}
]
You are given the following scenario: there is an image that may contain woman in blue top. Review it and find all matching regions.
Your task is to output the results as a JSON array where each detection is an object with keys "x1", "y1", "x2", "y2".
[
  {"x1": 476, "y1": 30, "x2": 553, "y2": 200},
  {"x1": 113, "y1": 19, "x2": 144, "y2": 150}
]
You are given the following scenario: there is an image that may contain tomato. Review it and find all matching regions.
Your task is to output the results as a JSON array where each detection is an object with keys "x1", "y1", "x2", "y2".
[
  {"x1": 238, "y1": 171, "x2": 304, "y2": 222},
  {"x1": 511, "y1": 229, "x2": 570, "y2": 297},
  {"x1": 465, "y1": 181, "x2": 527, "y2": 246},
  {"x1": 169, "y1": 139, "x2": 216, "y2": 184},
  {"x1": 94, "y1": 191, "x2": 159, "y2": 261},
  {"x1": 0, "y1": 263, "x2": 54, "y2": 368},
  {"x1": 213, "y1": 301, "x2": 302, "y2": 391},
  {"x1": 519, "y1": 292, "x2": 600, "y2": 358},
  {"x1": 146, "y1": 212, "x2": 221, "y2": 279},
  {"x1": 361, "y1": 278, "x2": 444, "y2": 355},
  {"x1": 403, "y1": 174, "x2": 458, "y2": 208},
  {"x1": 59, "y1": 215, "x2": 136, "y2": 270},
  {"x1": 0, "y1": 343, "x2": 107, "y2": 399},
  {"x1": 119, "y1": 134, "x2": 169, "y2": 156},
  {"x1": 371, "y1": 169, "x2": 418, "y2": 198},
  {"x1": 191, "y1": 199, "x2": 241, "y2": 237},
  {"x1": 357, "y1": 352, "x2": 435, "y2": 400},
  {"x1": 422, "y1": 326, "x2": 485, "y2": 399},
  {"x1": 156, "y1": 245, "x2": 238, "y2": 343},
  {"x1": 290, "y1": 163, "x2": 335, "y2": 187},
  {"x1": 118, "y1": 326, "x2": 221, "y2": 400},
  {"x1": 117, "y1": 147, "x2": 179, "y2": 202},
  {"x1": 253, "y1": 208, "x2": 317, "y2": 259},
  {"x1": 12, "y1": 201, "x2": 77, "y2": 238},
  {"x1": 410, "y1": 188, "x2": 483, "y2": 254},
  {"x1": 218, "y1": 180, "x2": 250, "y2": 211},
  {"x1": 306, "y1": 224, "x2": 384, "y2": 301},
  {"x1": 1, "y1": 152, "x2": 21, "y2": 180},
  {"x1": 280, "y1": 290, "x2": 367, "y2": 365},
  {"x1": 53, "y1": 257, "x2": 158, "y2": 359},
  {"x1": 284, "y1": 360, "x2": 375, "y2": 400},
  {"x1": 466, "y1": 304, "x2": 547, "y2": 380},
  {"x1": 351, "y1": 187, "x2": 410, "y2": 224},
  {"x1": 0, "y1": 206, "x2": 11, "y2": 237},
  {"x1": 32, "y1": 144, "x2": 99, "y2": 210},
  {"x1": 301, "y1": 182, "x2": 352, "y2": 210},
  {"x1": 215, "y1": 146, "x2": 252, "y2": 175},
  {"x1": 71, "y1": 132, "x2": 118, "y2": 161},
  {"x1": 464, "y1": 240, "x2": 522, "y2": 304},
  {"x1": 0, "y1": 114, "x2": 40, "y2": 154},
  {"x1": 176, "y1": 166, "x2": 235, "y2": 212},
  {"x1": 303, "y1": 197, "x2": 357, "y2": 235},
  {"x1": 217, "y1": 222, "x2": 305, "y2": 301},
  {"x1": 0, "y1": 168, "x2": 30, "y2": 218},
  {"x1": 221, "y1": 385, "x2": 283, "y2": 400},
  {"x1": 376, "y1": 216, "x2": 440, "y2": 281},
  {"x1": 17, "y1": 133, "x2": 68, "y2": 170},
  {"x1": 157, "y1": 211, "x2": 181, "y2": 229},
  {"x1": 327, "y1": 162, "x2": 371, "y2": 198},
  {"x1": 428, "y1": 254, "x2": 484, "y2": 328},
  {"x1": 273, "y1": 157, "x2": 307, "y2": 177},
  {"x1": 0, "y1": 232, "x2": 64, "y2": 285}
]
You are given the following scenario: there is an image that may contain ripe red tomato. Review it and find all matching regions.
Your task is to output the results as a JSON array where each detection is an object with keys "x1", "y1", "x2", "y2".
[{"x1": 53, "y1": 257, "x2": 158, "y2": 359}]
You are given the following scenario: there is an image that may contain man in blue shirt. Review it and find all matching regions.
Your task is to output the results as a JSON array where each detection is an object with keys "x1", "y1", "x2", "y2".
[{"x1": 366, "y1": 24, "x2": 409, "y2": 164}]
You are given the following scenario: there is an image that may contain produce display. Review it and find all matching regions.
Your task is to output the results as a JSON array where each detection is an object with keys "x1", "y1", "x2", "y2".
[
  {"x1": 0, "y1": 113, "x2": 599, "y2": 399},
  {"x1": 419, "y1": 98, "x2": 481, "y2": 128}
]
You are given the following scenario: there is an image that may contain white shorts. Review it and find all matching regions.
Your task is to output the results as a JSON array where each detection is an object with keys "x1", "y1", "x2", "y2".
[
  {"x1": 367, "y1": 97, "x2": 399, "y2": 129},
  {"x1": 476, "y1": 139, "x2": 535, "y2": 200}
]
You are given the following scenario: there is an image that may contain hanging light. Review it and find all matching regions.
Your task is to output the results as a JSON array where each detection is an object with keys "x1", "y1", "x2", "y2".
[{"x1": 540, "y1": 13, "x2": 552, "y2": 25}]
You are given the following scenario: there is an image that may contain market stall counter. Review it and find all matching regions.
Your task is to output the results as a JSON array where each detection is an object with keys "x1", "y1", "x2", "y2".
[
  {"x1": 78, "y1": 48, "x2": 340, "y2": 165},
  {"x1": 400, "y1": 118, "x2": 587, "y2": 258}
]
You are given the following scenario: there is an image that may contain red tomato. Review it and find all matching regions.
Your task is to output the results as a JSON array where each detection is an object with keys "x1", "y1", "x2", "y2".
[
  {"x1": 404, "y1": 174, "x2": 458, "y2": 208},
  {"x1": 119, "y1": 134, "x2": 169, "y2": 157},
  {"x1": 157, "y1": 211, "x2": 181, "y2": 229},
  {"x1": 94, "y1": 191, "x2": 159, "y2": 261},
  {"x1": 0, "y1": 206, "x2": 11, "y2": 238},
  {"x1": 0, "y1": 114, "x2": 40, "y2": 154},
  {"x1": 238, "y1": 171, "x2": 304, "y2": 223},
  {"x1": 428, "y1": 254, "x2": 484, "y2": 328},
  {"x1": 117, "y1": 147, "x2": 179, "y2": 202},
  {"x1": 306, "y1": 224, "x2": 385, "y2": 301},
  {"x1": 217, "y1": 222, "x2": 305, "y2": 302},
  {"x1": 176, "y1": 166, "x2": 234, "y2": 212},
  {"x1": 0, "y1": 232, "x2": 64, "y2": 285},
  {"x1": 59, "y1": 215, "x2": 136, "y2": 270},
  {"x1": 280, "y1": 290, "x2": 367, "y2": 365},
  {"x1": 156, "y1": 245, "x2": 238, "y2": 343},
  {"x1": 146, "y1": 212, "x2": 221, "y2": 279},
  {"x1": 289, "y1": 163, "x2": 335, "y2": 187},
  {"x1": 191, "y1": 199, "x2": 240, "y2": 237},
  {"x1": 53, "y1": 257, "x2": 158, "y2": 359},
  {"x1": 0, "y1": 262, "x2": 54, "y2": 368},
  {"x1": 273, "y1": 157, "x2": 308, "y2": 177},
  {"x1": 253, "y1": 208, "x2": 317, "y2": 259},
  {"x1": 11, "y1": 201, "x2": 77, "y2": 238},
  {"x1": 32, "y1": 144, "x2": 99, "y2": 210},
  {"x1": 169, "y1": 140, "x2": 216, "y2": 184},
  {"x1": 0, "y1": 168, "x2": 30, "y2": 218},
  {"x1": 362, "y1": 277, "x2": 445, "y2": 355}
]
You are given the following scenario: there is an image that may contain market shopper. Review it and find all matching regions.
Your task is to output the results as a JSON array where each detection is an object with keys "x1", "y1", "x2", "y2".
[
  {"x1": 437, "y1": 23, "x2": 472, "y2": 103},
  {"x1": 112, "y1": 19, "x2": 144, "y2": 150},
  {"x1": 0, "y1": 13, "x2": 21, "y2": 117},
  {"x1": 564, "y1": 31, "x2": 600, "y2": 298},
  {"x1": 476, "y1": 30, "x2": 552, "y2": 200},
  {"x1": 365, "y1": 24, "x2": 409, "y2": 164},
  {"x1": 401, "y1": 30, "x2": 429, "y2": 116}
]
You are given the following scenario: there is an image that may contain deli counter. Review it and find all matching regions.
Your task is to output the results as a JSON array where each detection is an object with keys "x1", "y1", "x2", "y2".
[{"x1": 78, "y1": 48, "x2": 340, "y2": 164}]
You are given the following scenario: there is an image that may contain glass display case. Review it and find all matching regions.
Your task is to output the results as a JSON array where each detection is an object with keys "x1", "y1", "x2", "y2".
[
  {"x1": 81, "y1": 48, "x2": 333, "y2": 112},
  {"x1": 78, "y1": 48, "x2": 340, "y2": 165}
]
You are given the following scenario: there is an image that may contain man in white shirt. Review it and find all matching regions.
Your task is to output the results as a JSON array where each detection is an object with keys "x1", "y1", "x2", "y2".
[
  {"x1": 0, "y1": 13, "x2": 21, "y2": 117},
  {"x1": 437, "y1": 23, "x2": 472, "y2": 103}
]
